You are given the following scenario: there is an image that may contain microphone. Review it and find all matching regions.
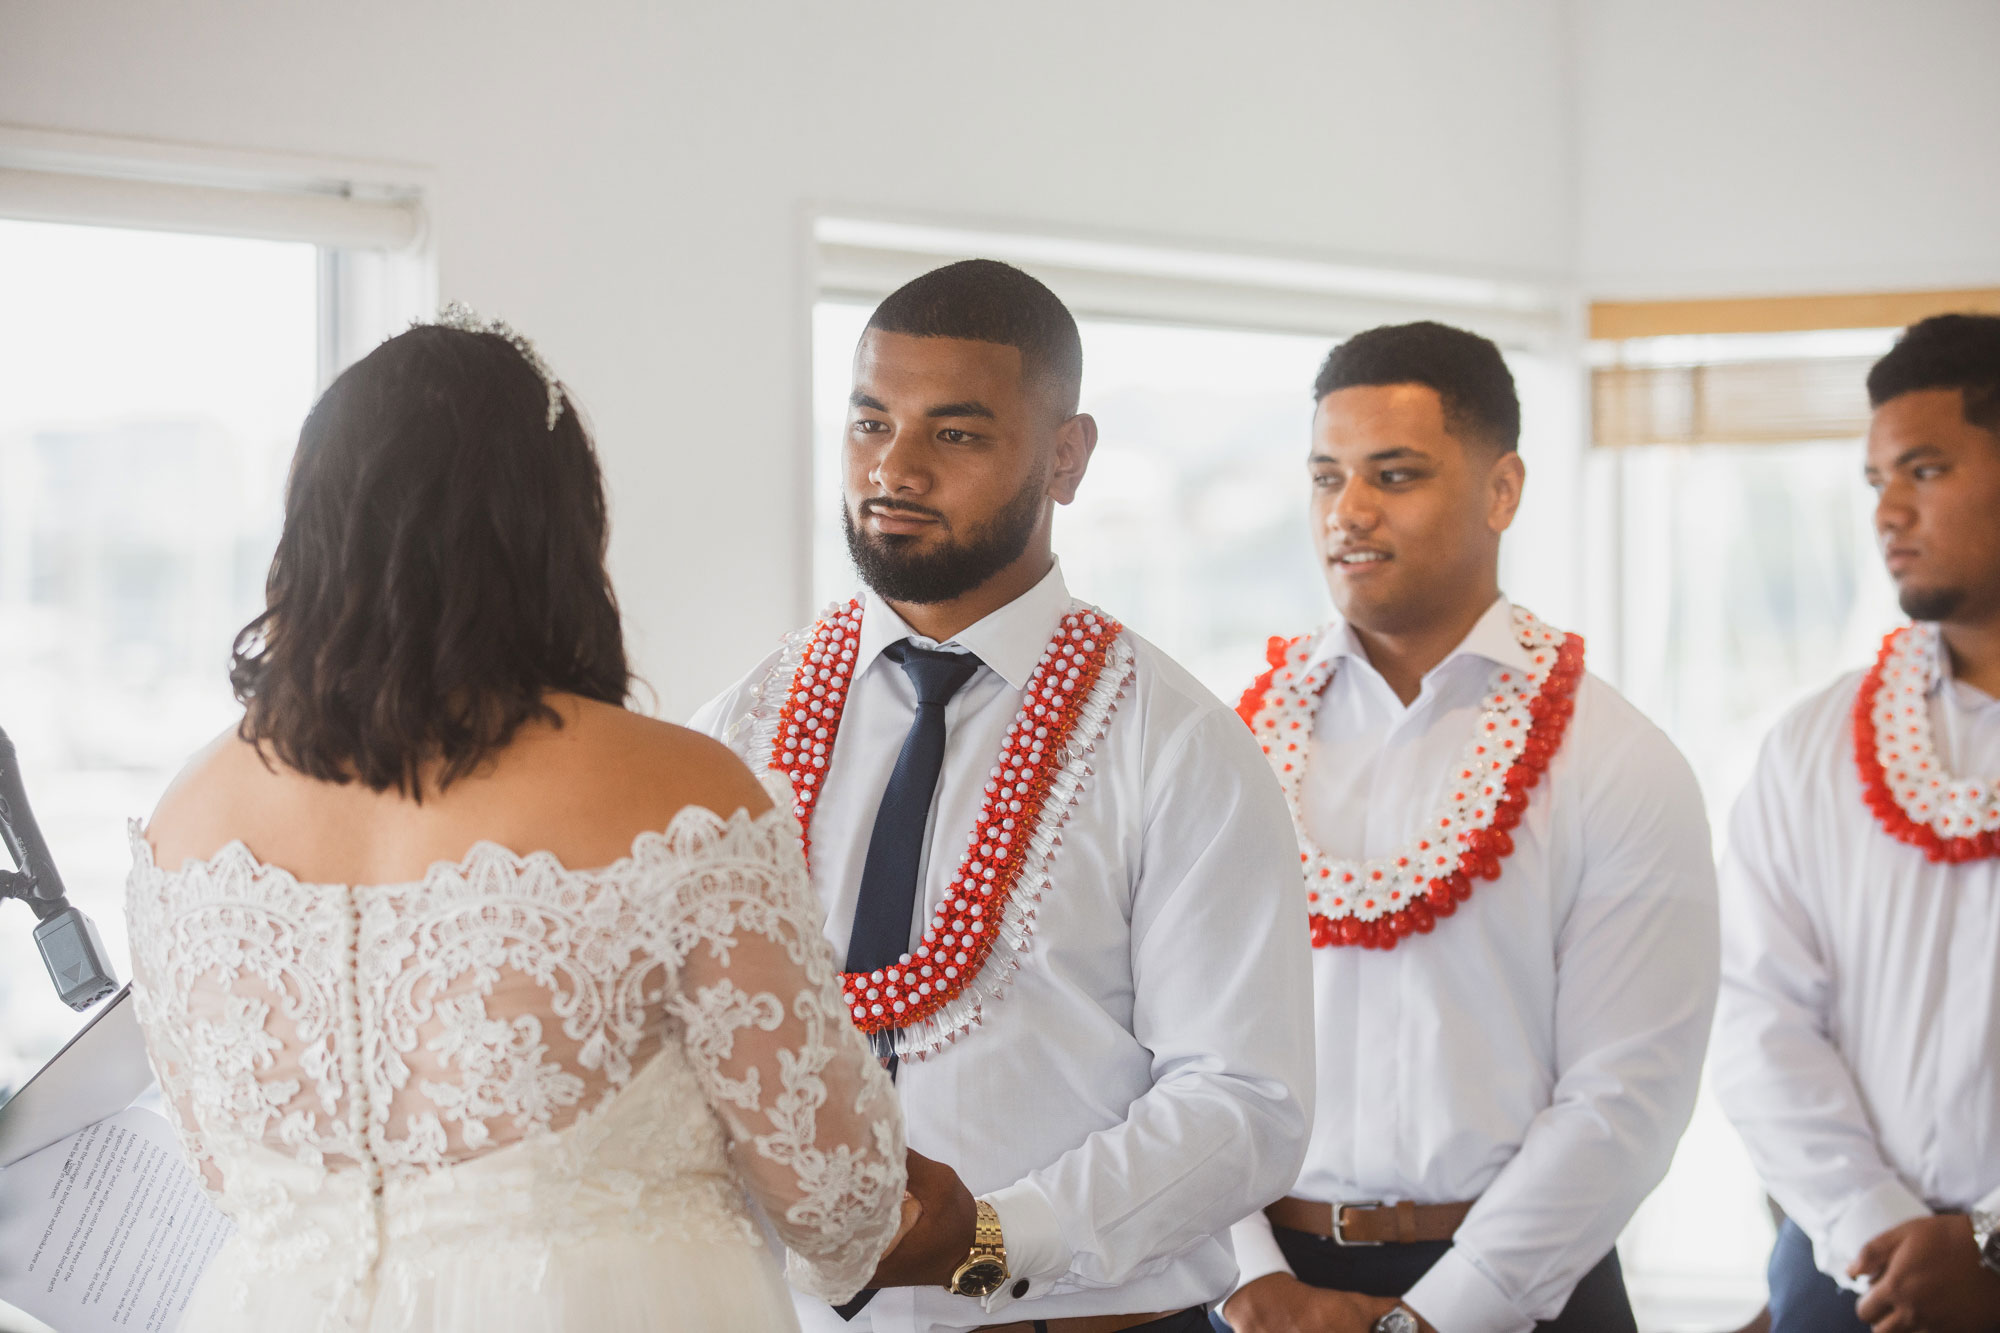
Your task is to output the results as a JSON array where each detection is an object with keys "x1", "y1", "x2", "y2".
[{"x1": 0, "y1": 725, "x2": 119, "y2": 1011}]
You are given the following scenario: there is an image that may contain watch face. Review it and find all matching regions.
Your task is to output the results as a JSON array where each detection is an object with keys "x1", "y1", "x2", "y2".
[
  {"x1": 1980, "y1": 1214, "x2": 2000, "y2": 1273},
  {"x1": 1373, "y1": 1310, "x2": 1418, "y2": 1333},
  {"x1": 952, "y1": 1257, "x2": 1007, "y2": 1298}
]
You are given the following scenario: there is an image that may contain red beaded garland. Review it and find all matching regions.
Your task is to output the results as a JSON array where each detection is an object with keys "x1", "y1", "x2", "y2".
[
  {"x1": 1852, "y1": 627, "x2": 2000, "y2": 864},
  {"x1": 771, "y1": 601, "x2": 1125, "y2": 1034},
  {"x1": 1239, "y1": 623, "x2": 1585, "y2": 951}
]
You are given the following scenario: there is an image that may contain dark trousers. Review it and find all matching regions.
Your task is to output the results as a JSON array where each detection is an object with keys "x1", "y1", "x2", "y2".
[
  {"x1": 1767, "y1": 1218, "x2": 1866, "y2": 1333},
  {"x1": 1033, "y1": 1309, "x2": 1206, "y2": 1333},
  {"x1": 1213, "y1": 1226, "x2": 1635, "y2": 1332},
  {"x1": 1010, "y1": 1309, "x2": 1209, "y2": 1333},
  {"x1": 1127, "y1": 1311, "x2": 1211, "y2": 1333}
]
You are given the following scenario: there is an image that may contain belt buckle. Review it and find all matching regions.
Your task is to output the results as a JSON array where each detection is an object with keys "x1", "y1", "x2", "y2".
[{"x1": 1332, "y1": 1199, "x2": 1383, "y2": 1247}]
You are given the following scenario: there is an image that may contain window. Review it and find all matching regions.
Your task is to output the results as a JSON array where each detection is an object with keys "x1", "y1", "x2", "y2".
[
  {"x1": 0, "y1": 221, "x2": 320, "y2": 1097},
  {"x1": 0, "y1": 140, "x2": 429, "y2": 1104},
  {"x1": 1592, "y1": 329, "x2": 1904, "y2": 1329}
]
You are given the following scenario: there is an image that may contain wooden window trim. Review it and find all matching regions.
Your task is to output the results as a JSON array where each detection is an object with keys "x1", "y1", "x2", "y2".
[{"x1": 1590, "y1": 289, "x2": 2000, "y2": 341}]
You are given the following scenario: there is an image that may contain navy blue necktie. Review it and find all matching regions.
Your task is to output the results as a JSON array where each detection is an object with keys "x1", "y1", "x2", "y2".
[
  {"x1": 832, "y1": 641, "x2": 980, "y2": 1324},
  {"x1": 846, "y1": 640, "x2": 983, "y2": 991}
]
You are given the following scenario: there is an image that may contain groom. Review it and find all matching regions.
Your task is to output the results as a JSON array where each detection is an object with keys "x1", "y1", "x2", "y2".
[{"x1": 693, "y1": 259, "x2": 1314, "y2": 1333}]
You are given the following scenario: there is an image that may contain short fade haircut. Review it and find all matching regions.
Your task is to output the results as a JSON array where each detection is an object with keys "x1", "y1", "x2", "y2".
[
  {"x1": 1313, "y1": 320, "x2": 1520, "y2": 452},
  {"x1": 1867, "y1": 312, "x2": 2000, "y2": 438},
  {"x1": 866, "y1": 259, "x2": 1084, "y2": 415}
]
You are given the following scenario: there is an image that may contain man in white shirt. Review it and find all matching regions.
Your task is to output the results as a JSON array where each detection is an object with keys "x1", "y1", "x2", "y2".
[
  {"x1": 1218, "y1": 322, "x2": 1718, "y2": 1333},
  {"x1": 1711, "y1": 313, "x2": 2000, "y2": 1333},
  {"x1": 692, "y1": 259, "x2": 1315, "y2": 1333}
]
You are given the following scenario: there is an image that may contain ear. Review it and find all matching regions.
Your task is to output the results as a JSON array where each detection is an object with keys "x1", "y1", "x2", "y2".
[
  {"x1": 1047, "y1": 413, "x2": 1098, "y2": 505},
  {"x1": 1485, "y1": 448, "x2": 1525, "y2": 535}
]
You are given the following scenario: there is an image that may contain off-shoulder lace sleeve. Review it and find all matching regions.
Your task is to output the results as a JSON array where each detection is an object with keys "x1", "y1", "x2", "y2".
[{"x1": 659, "y1": 805, "x2": 906, "y2": 1304}]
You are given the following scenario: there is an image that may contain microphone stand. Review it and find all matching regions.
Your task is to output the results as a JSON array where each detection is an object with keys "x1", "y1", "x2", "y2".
[{"x1": 0, "y1": 725, "x2": 119, "y2": 1011}]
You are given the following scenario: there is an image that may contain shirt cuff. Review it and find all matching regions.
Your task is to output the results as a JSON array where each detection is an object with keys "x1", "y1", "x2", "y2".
[
  {"x1": 977, "y1": 1180, "x2": 1071, "y2": 1314},
  {"x1": 1222, "y1": 1213, "x2": 1294, "y2": 1314},
  {"x1": 1230, "y1": 1213, "x2": 1294, "y2": 1290},
  {"x1": 1403, "y1": 1247, "x2": 1534, "y2": 1333},
  {"x1": 1975, "y1": 1182, "x2": 2000, "y2": 1219},
  {"x1": 1823, "y1": 1177, "x2": 1932, "y2": 1284}
]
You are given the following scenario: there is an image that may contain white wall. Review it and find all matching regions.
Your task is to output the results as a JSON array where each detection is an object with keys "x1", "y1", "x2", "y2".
[
  {"x1": 1577, "y1": 0, "x2": 2000, "y2": 297},
  {"x1": 0, "y1": 0, "x2": 1576, "y2": 717},
  {"x1": 10, "y1": 0, "x2": 1996, "y2": 708}
]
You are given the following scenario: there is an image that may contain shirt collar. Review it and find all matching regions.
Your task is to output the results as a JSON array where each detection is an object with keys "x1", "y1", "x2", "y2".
[
  {"x1": 1306, "y1": 594, "x2": 1531, "y2": 685},
  {"x1": 854, "y1": 559, "x2": 1073, "y2": 692},
  {"x1": 1927, "y1": 625, "x2": 2000, "y2": 709},
  {"x1": 1926, "y1": 626, "x2": 1951, "y2": 698}
]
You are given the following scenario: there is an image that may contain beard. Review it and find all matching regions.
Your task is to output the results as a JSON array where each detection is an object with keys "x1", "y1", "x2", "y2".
[
  {"x1": 842, "y1": 475, "x2": 1046, "y2": 605},
  {"x1": 1898, "y1": 582, "x2": 1966, "y2": 622}
]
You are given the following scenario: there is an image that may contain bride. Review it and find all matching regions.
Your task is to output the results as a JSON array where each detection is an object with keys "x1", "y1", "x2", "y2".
[{"x1": 125, "y1": 308, "x2": 909, "y2": 1331}]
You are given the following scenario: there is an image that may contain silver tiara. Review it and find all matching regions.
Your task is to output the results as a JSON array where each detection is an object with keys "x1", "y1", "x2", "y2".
[{"x1": 429, "y1": 301, "x2": 566, "y2": 430}]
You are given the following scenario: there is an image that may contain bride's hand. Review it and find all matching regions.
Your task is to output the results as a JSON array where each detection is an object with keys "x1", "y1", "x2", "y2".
[{"x1": 890, "y1": 1191, "x2": 923, "y2": 1251}]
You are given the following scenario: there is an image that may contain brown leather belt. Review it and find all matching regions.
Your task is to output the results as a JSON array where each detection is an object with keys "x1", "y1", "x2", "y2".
[
  {"x1": 1266, "y1": 1195, "x2": 1476, "y2": 1246},
  {"x1": 978, "y1": 1310, "x2": 1185, "y2": 1333}
]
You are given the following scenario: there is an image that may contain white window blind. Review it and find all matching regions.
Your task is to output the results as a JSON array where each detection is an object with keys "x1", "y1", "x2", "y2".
[
  {"x1": 0, "y1": 126, "x2": 425, "y2": 252},
  {"x1": 0, "y1": 167, "x2": 421, "y2": 250},
  {"x1": 815, "y1": 216, "x2": 1567, "y2": 350}
]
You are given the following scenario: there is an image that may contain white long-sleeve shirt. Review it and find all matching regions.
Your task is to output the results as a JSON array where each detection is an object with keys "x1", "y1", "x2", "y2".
[
  {"x1": 1710, "y1": 637, "x2": 2000, "y2": 1286},
  {"x1": 691, "y1": 561, "x2": 1315, "y2": 1333},
  {"x1": 1227, "y1": 597, "x2": 1718, "y2": 1333}
]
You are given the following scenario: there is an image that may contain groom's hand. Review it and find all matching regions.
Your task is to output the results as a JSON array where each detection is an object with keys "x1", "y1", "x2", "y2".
[
  {"x1": 867, "y1": 1148, "x2": 978, "y2": 1288},
  {"x1": 1223, "y1": 1274, "x2": 1415, "y2": 1333}
]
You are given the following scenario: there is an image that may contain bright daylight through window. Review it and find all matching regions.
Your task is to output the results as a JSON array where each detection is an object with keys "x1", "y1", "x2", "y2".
[
  {"x1": 1594, "y1": 328, "x2": 1906, "y2": 1328},
  {"x1": 0, "y1": 220, "x2": 318, "y2": 1098}
]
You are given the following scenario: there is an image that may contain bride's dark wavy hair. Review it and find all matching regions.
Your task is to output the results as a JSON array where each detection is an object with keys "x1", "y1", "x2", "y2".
[{"x1": 230, "y1": 323, "x2": 630, "y2": 797}]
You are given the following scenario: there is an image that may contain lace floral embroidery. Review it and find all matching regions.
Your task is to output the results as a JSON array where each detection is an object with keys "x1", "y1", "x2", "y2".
[{"x1": 125, "y1": 797, "x2": 905, "y2": 1325}]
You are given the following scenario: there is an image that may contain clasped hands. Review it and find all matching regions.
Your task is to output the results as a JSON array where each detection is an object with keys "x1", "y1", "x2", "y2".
[
  {"x1": 1222, "y1": 1273, "x2": 1436, "y2": 1333},
  {"x1": 868, "y1": 1147, "x2": 981, "y2": 1288},
  {"x1": 1848, "y1": 1214, "x2": 2000, "y2": 1333}
]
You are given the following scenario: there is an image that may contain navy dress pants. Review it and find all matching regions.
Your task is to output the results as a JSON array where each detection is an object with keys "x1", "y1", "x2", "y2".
[
  {"x1": 1212, "y1": 1226, "x2": 1635, "y2": 1332},
  {"x1": 1767, "y1": 1218, "x2": 1868, "y2": 1333}
]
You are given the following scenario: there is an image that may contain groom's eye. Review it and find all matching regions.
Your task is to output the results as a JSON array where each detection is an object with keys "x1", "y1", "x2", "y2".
[{"x1": 852, "y1": 418, "x2": 889, "y2": 435}]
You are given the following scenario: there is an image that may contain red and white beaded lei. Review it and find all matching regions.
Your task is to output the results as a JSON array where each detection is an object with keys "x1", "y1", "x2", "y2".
[
  {"x1": 1236, "y1": 606, "x2": 1585, "y2": 950},
  {"x1": 1853, "y1": 623, "x2": 2000, "y2": 863},
  {"x1": 738, "y1": 597, "x2": 1134, "y2": 1058}
]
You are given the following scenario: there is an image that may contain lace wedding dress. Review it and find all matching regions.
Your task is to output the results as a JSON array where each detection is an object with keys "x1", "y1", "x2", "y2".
[{"x1": 124, "y1": 792, "x2": 904, "y2": 1332}]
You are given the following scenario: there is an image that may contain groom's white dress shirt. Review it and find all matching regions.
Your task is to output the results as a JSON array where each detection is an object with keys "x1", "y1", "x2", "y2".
[
  {"x1": 1710, "y1": 637, "x2": 2000, "y2": 1285},
  {"x1": 692, "y1": 562, "x2": 1315, "y2": 1333},
  {"x1": 1227, "y1": 597, "x2": 1718, "y2": 1333}
]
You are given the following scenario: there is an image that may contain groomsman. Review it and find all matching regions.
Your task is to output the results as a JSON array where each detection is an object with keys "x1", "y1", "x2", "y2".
[
  {"x1": 693, "y1": 259, "x2": 1314, "y2": 1333},
  {"x1": 1711, "y1": 314, "x2": 2000, "y2": 1333},
  {"x1": 1221, "y1": 322, "x2": 1718, "y2": 1333}
]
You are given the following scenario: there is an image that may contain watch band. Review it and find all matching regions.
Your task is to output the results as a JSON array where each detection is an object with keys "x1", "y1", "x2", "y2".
[
  {"x1": 947, "y1": 1198, "x2": 1010, "y2": 1297},
  {"x1": 972, "y1": 1198, "x2": 1005, "y2": 1256}
]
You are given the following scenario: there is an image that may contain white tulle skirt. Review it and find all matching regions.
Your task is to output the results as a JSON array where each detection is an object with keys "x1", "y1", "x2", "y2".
[{"x1": 180, "y1": 1229, "x2": 802, "y2": 1332}]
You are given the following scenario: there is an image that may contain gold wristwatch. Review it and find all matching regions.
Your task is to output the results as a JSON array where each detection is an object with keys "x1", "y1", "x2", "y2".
[{"x1": 947, "y1": 1199, "x2": 1010, "y2": 1298}]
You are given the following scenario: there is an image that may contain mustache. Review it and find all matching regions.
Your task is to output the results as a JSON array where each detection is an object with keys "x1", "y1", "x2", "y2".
[{"x1": 856, "y1": 497, "x2": 951, "y2": 529}]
